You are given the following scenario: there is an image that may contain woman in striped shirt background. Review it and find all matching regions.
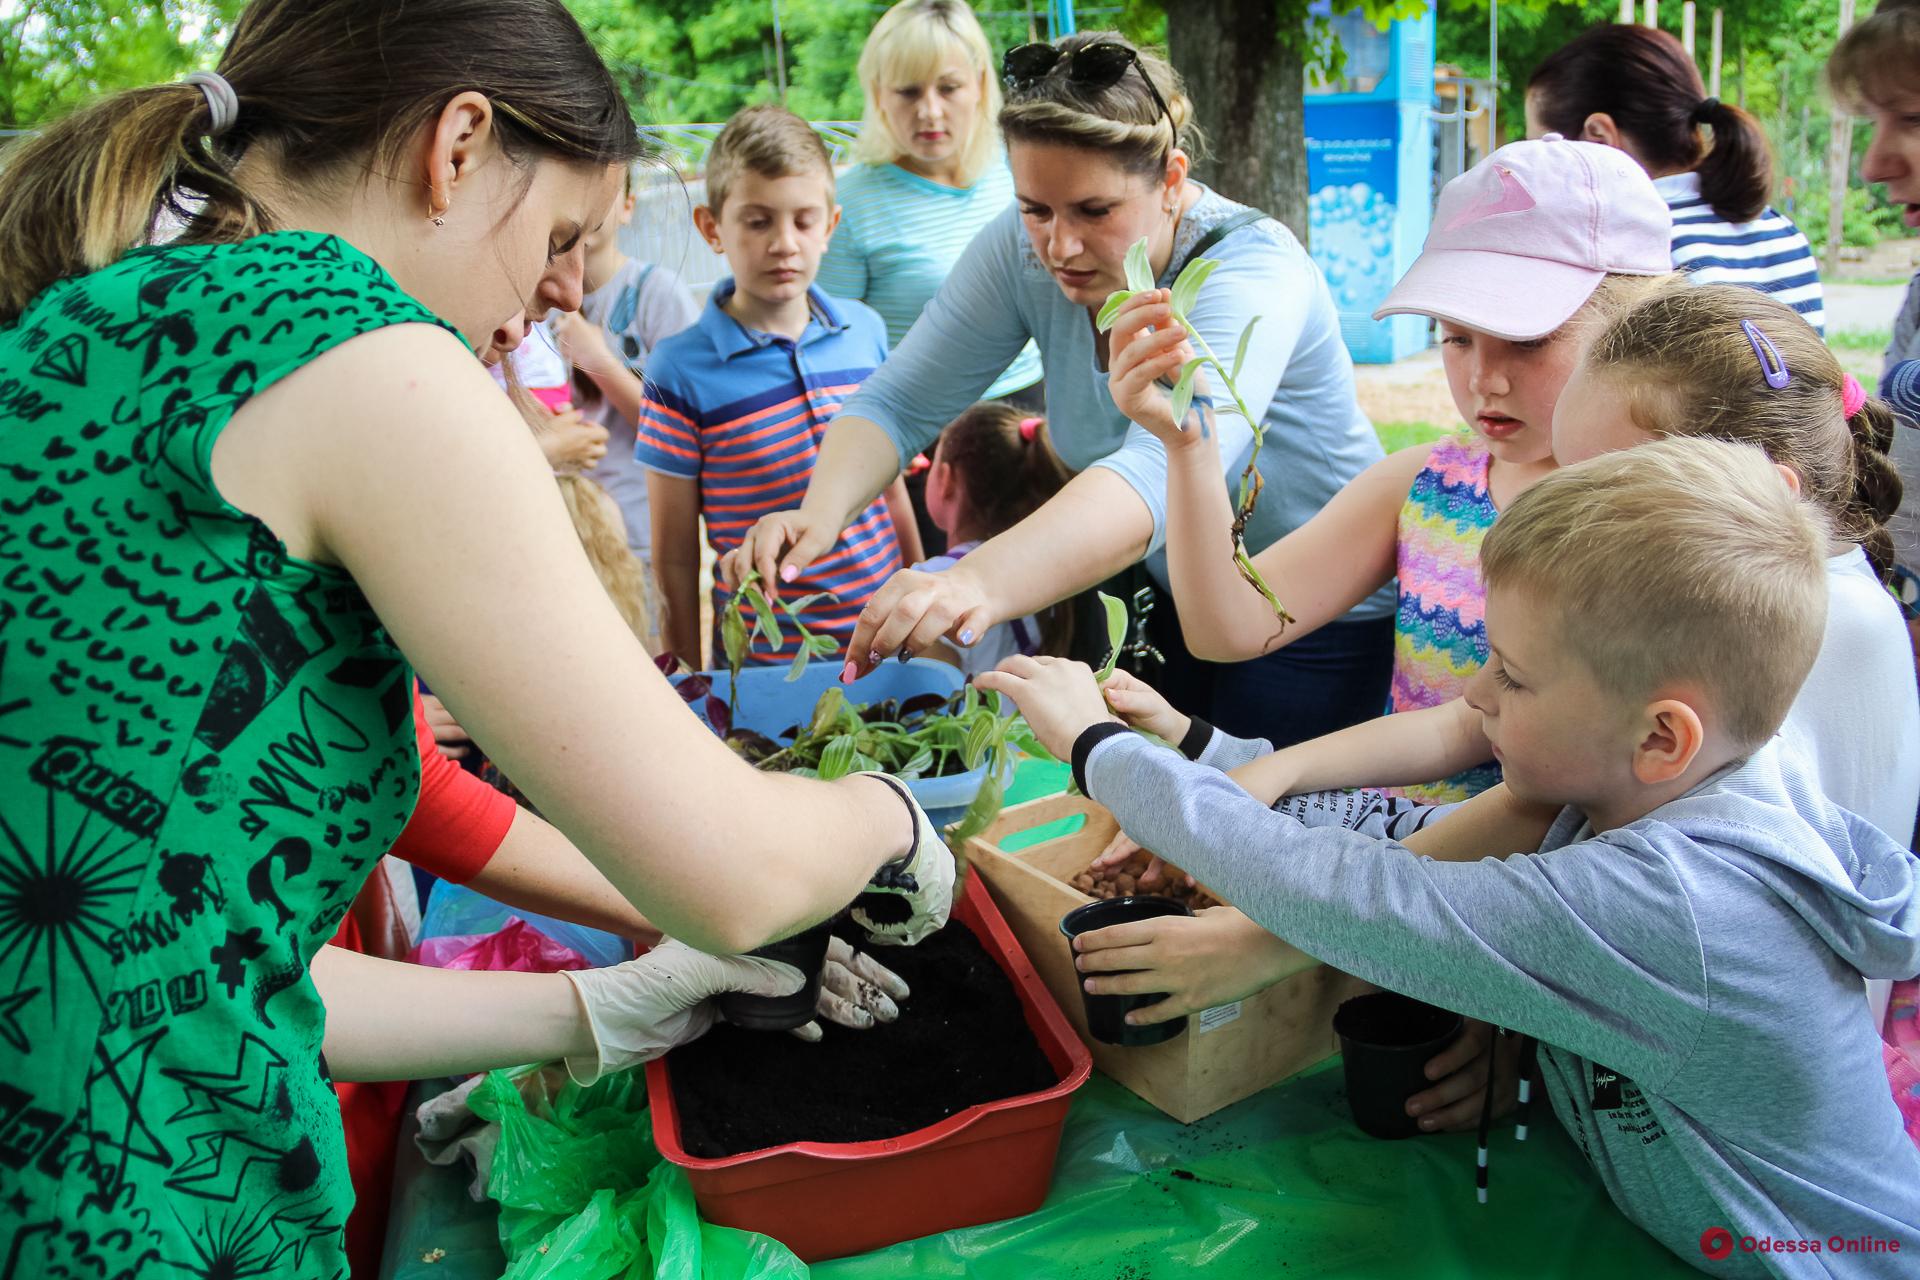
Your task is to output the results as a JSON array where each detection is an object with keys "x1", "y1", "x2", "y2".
[
  {"x1": 821, "y1": 0, "x2": 1043, "y2": 405},
  {"x1": 1525, "y1": 23, "x2": 1826, "y2": 334},
  {"x1": 823, "y1": 0, "x2": 1047, "y2": 556}
]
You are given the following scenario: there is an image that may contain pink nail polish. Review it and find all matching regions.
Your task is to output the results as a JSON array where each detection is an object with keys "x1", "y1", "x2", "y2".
[
  {"x1": 781, "y1": 564, "x2": 798, "y2": 583},
  {"x1": 839, "y1": 662, "x2": 857, "y2": 684}
]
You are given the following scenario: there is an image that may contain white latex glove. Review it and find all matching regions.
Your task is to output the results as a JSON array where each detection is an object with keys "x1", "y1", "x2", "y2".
[
  {"x1": 849, "y1": 773, "x2": 957, "y2": 947},
  {"x1": 789, "y1": 935, "x2": 912, "y2": 1043},
  {"x1": 558, "y1": 940, "x2": 804, "y2": 1084}
]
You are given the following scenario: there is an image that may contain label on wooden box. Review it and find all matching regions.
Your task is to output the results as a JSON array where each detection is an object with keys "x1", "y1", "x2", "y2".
[{"x1": 1197, "y1": 1002, "x2": 1242, "y2": 1034}]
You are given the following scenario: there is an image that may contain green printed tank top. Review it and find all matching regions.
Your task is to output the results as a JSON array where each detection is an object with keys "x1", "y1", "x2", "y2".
[{"x1": 0, "y1": 231, "x2": 452, "y2": 1278}]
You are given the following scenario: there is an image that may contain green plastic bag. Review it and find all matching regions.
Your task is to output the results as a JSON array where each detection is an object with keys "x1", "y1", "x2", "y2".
[
  {"x1": 469, "y1": 1066, "x2": 661, "y2": 1267},
  {"x1": 645, "y1": 1163, "x2": 807, "y2": 1279},
  {"x1": 474, "y1": 1066, "x2": 806, "y2": 1280}
]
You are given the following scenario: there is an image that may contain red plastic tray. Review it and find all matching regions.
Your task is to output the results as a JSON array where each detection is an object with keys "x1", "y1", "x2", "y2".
[{"x1": 646, "y1": 871, "x2": 1094, "y2": 1262}]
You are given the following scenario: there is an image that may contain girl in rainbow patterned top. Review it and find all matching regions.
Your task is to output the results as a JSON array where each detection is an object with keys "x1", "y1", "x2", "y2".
[{"x1": 1101, "y1": 137, "x2": 1674, "y2": 804}]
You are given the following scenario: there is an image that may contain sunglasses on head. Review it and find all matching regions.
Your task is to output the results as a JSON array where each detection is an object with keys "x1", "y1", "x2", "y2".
[{"x1": 1001, "y1": 41, "x2": 1175, "y2": 143}]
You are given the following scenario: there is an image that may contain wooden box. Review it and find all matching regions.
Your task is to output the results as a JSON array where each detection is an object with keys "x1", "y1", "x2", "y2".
[{"x1": 964, "y1": 792, "x2": 1368, "y2": 1124}]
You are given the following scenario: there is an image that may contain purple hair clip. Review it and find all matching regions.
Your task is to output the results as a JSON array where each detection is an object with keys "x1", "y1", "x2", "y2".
[{"x1": 1741, "y1": 319, "x2": 1791, "y2": 389}]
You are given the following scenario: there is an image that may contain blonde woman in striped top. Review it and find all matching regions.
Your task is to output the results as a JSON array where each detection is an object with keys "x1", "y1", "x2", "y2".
[{"x1": 820, "y1": 0, "x2": 1043, "y2": 403}]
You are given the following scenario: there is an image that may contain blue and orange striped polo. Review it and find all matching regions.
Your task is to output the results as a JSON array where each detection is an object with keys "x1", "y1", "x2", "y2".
[{"x1": 635, "y1": 281, "x2": 903, "y2": 663}]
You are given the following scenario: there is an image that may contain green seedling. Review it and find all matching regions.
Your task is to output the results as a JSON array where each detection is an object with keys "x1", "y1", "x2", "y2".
[
  {"x1": 1096, "y1": 237, "x2": 1294, "y2": 626},
  {"x1": 718, "y1": 569, "x2": 842, "y2": 719},
  {"x1": 1095, "y1": 590, "x2": 1128, "y2": 682},
  {"x1": 746, "y1": 683, "x2": 1050, "y2": 844}
]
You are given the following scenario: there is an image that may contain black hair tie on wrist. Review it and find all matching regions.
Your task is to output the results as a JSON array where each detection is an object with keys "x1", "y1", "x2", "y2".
[{"x1": 1692, "y1": 96, "x2": 1720, "y2": 124}]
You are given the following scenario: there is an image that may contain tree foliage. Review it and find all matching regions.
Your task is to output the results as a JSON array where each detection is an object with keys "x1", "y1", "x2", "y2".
[
  {"x1": 1436, "y1": 0, "x2": 1903, "y2": 249},
  {"x1": 0, "y1": 0, "x2": 240, "y2": 129}
]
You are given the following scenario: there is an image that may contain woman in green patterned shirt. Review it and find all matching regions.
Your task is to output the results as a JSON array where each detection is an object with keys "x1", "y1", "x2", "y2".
[{"x1": 0, "y1": 2, "x2": 952, "y2": 1275}]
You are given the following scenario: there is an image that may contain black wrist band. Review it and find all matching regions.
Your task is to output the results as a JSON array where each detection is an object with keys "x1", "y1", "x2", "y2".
[
  {"x1": 868, "y1": 773, "x2": 921, "y2": 864},
  {"x1": 1071, "y1": 722, "x2": 1131, "y2": 796},
  {"x1": 1177, "y1": 715, "x2": 1214, "y2": 761}
]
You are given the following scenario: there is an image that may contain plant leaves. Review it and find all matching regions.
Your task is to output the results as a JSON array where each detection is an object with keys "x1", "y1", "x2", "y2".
[
  {"x1": 949, "y1": 770, "x2": 1005, "y2": 845},
  {"x1": 1095, "y1": 289, "x2": 1137, "y2": 333},
  {"x1": 899, "y1": 692, "x2": 948, "y2": 719},
  {"x1": 1232, "y1": 315, "x2": 1261, "y2": 383},
  {"x1": 897, "y1": 747, "x2": 935, "y2": 779},
  {"x1": 1169, "y1": 255, "x2": 1219, "y2": 320},
  {"x1": 1168, "y1": 356, "x2": 1208, "y2": 429},
  {"x1": 818, "y1": 735, "x2": 859, "y2": 781},
  {"x1": 1095, "y1": 590, "x2": 1129, "y2": 681},
  {"x1": 721, "y1": 609, "x2": 747, "y2": 676},
  {"x1": 808, "y1": 634, "x2": 839, "y2": 656},
  {"x1": 809, "y1": 687, "x2": 846, "y2": 738},
  {"x1": 704, "y1": 695, "x2": 731, "y2": 738},
  {"x1": 747, "y1": 591, "x2": 784, "y2": 650},
  {"x1": 786, "y1": 643, "x2": 811, "y2": 682},
  {"x1": 1123, "y1": 237, "x2": 1155, "y2": 293},
  {"x1": 960, "y1": 714, "x2": 996, "y2": 771}
]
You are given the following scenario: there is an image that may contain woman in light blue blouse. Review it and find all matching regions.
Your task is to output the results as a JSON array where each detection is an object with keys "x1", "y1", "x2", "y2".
[
  {"x1": 821, "y1": 0, "x2": 1043, "y2": 404},
  {"x1": 728, "y1": 32, "x2": 1395, "y2": 744}
]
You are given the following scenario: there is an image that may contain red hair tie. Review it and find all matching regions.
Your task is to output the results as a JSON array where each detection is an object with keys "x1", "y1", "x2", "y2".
[
  {"x1": 1841, "y1": 372, "x2": 1868, "y2": 419},
  {"x1": 1018, "y1": 416, "x2": 1042, "y2": 443}
]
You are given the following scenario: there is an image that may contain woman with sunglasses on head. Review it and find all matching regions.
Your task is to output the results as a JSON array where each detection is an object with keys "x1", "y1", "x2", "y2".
[
  {"x1": 726, "y1": 32, "x2": 1394, "y2": 745},
  {"x1": 0, "y1": 1, "x2": 956, "y2": 1270}
]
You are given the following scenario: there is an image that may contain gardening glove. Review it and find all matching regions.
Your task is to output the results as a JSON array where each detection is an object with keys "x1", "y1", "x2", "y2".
[
  {"x1": 414, "y1": 1075, "x2": 498, "y2": 1201},
  {"x1": 558, "y1": 940, "x2": 805, "y2": 1085},
  {"x1": 849, "y1": 772, "x2": 956, "y2": 947},
  {"x1": 789, "y1": 936, "x2": 912, "y2": 1042}
]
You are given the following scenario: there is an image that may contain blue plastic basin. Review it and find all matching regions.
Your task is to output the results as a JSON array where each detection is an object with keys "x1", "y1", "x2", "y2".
[{"x1": 673, "y1": 659, "x2": 1002, "y2": 829}]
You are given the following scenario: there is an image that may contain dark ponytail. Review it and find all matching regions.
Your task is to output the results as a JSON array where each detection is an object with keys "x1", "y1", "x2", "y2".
[
  {"x1": 0, "y1": 0, "x2": 644, "y2": 326},
  {"x1": 936, "y1": 403, "x2": 1076, "y2": 653},
  {"x1": 937, "y1": 402, "x2": 1074, "y2": 538},
  {"x1": 1688, "y1": 98, "x2": 1774, "y2": 225},
  {"x1": 1528, "y1": 24, "x2": 1773, "y2": 224},
  {"x1": 1845, "y1": 396, "x2": 1905, "y2": 582}
]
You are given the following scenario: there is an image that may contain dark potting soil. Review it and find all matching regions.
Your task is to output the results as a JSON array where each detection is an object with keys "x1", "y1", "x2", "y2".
[{"x1": 669, "y1": 920, "x2": 1058, "y2": 1158}]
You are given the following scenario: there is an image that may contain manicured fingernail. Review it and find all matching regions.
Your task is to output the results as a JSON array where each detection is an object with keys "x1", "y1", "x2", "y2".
[
  {"x1": 895, "y1": 648, "x2": 911, "y2": 663},
  {"x1": 840, "y1": 662, "x2": 857, "y2": 684},
  {"x1": 780, "y1": 565, "x2": 798, "y2": 582},
  {"x1": 1407, "y1": 1102, "x2": 1424, "y2": 1116},
  {"x1": 1419, "y1": 1117, "x2": 1438, "y2": 1130},
  {"x1": 958, "y1": 628, "x2": 976, "y2": 645}
]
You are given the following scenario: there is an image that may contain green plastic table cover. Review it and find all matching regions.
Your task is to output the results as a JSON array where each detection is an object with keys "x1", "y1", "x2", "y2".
[{"x1": 380, "y1": 759, "x2": 1700, "y2": 1280}]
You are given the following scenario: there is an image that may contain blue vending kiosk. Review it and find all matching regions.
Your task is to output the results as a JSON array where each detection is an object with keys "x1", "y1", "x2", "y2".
[{"x1": 1303, "y1": 7, "x2": 1436, "y2": 363}]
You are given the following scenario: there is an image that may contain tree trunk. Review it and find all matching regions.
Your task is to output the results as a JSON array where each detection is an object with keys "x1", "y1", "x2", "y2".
[{"x1": 1164, "y1": 0, "x2": 1310, "y2": 245}]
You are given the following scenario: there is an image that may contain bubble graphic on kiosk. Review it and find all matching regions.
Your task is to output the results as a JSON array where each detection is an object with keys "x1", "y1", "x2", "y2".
[{"x1": 1309, "y1": 182, "x2": 1400, "y2": 315}]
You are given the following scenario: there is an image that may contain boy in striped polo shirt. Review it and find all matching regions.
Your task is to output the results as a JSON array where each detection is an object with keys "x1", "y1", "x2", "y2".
[{"x1": 638, "y1": 105, "x2": 912, "y2": 667}]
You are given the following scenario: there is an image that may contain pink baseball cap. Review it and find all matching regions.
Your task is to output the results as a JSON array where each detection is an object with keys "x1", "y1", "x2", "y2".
[{"x1": 1374, "y1": 136, "x2": 1672, "y2": 341}]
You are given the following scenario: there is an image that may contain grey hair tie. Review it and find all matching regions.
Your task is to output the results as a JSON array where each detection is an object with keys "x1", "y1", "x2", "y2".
[{"x1": 184, "y1": 70, "x2": 238, "y2": 138}]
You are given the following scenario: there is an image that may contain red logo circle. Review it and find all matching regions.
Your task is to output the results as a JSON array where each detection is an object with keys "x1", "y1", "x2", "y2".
[{"x1": 1700, "y1": 1227, "x2": 1735, "y2": 1261}]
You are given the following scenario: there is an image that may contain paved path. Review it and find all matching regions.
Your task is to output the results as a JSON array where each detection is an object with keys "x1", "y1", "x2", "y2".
[{"x1": 1827, "y1": 281, "x2": 1911, "y2": 335}]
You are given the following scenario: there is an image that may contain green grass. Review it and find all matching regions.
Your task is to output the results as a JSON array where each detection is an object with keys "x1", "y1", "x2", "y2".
[
  {"x1": 1833, "y1": 275, "x2": 1916, "y2": 287},
  {"x1": 1373, "y1": 420, "x2": 1458, "y2": 454},
  {"x1": 1829, "y1": 329, "x2": 1893, "y2": 352}
]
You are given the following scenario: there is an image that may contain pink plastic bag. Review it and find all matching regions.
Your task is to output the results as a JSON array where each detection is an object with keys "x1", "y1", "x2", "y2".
[{"x1": 414, "y1": 917, "x2": 591, "y2": 973}]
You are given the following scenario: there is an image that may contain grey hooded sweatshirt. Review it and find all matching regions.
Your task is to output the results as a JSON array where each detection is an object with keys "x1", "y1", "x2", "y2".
[{"x1": 1084, "y1": 734, "x2": 1920, "y2": 1277}]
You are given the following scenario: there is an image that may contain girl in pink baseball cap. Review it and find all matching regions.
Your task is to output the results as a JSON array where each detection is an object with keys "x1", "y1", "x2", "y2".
[{"x1": 1097, "y1": 135, "x2": 1673, "y2": 807}]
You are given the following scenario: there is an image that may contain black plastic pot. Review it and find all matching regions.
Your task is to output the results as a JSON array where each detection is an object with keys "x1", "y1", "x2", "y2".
[
  {"x1": 714, "y1": 919, "x2": 834, "y2": 1032},
  {"x1": 1332, "y1": 991, "x2": 1465, "y2": 1139},
  {"x1": 1058, "y1": 896, "x2": 1194, "y2": 1047}
]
